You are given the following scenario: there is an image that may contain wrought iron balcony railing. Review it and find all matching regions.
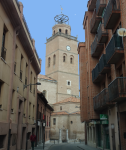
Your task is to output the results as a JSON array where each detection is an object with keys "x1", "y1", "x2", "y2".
[
  {"x1": 96, "y1": 0, "x2": 107, "y2": 16},
  {"x1": 90, "y1": 9, "x2": 102, "y2": 33},
  {"x1": 103, "y1": 0, "x2": 120, "y2": 29},
  {"x1": 97, "y1": 23, "x2": 108, "y2": 43},
  {"x1": 92, "y1": 63, "x2": 100, "y2": 82},
  {"x1": 91, "y1": 35, "x2": 104, "y2": 57},
  {"x1": 106, "y1": 34, "x2": 124, "y2": 64},
  {"x1": 93, "y1": 88, "x2": 109, "y2": 110},
  {"x1": 1, "y1": 47, "x2": 7, "y2": 60},
  {"x1": 99, "y1": 54, "x2": 110, "y2": 73},
  {"x1": 108, "y1": 77, "x2": 126, "y2": 102},
  {"x1": 47, "y1": 32, "x2": 77, "y2": 43}
]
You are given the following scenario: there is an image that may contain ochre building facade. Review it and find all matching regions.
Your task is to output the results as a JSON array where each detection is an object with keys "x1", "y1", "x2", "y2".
[{"x1": 0, "y1": 0, "x2": 41, "y2": 150}]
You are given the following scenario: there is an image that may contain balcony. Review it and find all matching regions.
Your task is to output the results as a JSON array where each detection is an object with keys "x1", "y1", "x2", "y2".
[
  {"x1": 91, "y1": 35, "x2": 104, "y2": 57},
  {"x1": 108, "y1": 77, "x2": 126, "y2": 102},
  {"x1": 88, "y1": 0, "x2": 97, "y2": 11},
  {"x1": 103, "y1": 0, "x2": 121, "y2": 29},
  {"x1": 94, "y1": 88, "x2": 112, "y2": 110},
  {"x1": 97, "y1": 23, "x2": 108, "y2": 43},
  {"x1": 106, "y1": 35, "x2": 124, "y2": 64},
  {"x1": 99, "y1": 54, "x2": 110, "y2": 74},
  {"x1": 90, "y1": 9, "x2": 102, "y2": 33},
  {"x1": 96, "y1": 0, "x2": 107, "y2": 16}
]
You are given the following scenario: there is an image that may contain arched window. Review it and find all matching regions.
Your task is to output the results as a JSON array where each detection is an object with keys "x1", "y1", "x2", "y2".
[
  {"x1": 59, "y1": 29, "x2": 61, "y2": 33},
  {"x1": 54, "y1": 30, "x2": 55, "y2": 35},
  {"x1": 70, "y1": 58, "x2": 73, "y2": 64},
  {"x1": 48, "y1": 57, "x2": 50, "y2": 67},
  {"x1": 63, "y1": 53, "x2": 67, "y2": 62},
  {"x1": 63, "y1": 56, "x2": 65, "y2": 62},
  {"x1": 53, "y1": 54, "x2": 56, "y2": 65},
  {"x1": 70, "y1": 55, "x2": 74, "y2": 64},
  {"x1": 65, "y1": 29, "x2": 68, "y2": 34}
]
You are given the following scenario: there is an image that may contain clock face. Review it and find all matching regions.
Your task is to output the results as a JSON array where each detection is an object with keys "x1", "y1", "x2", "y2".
[{"x1": 66, "y1": 46, "x2": 71, "y2": 51}]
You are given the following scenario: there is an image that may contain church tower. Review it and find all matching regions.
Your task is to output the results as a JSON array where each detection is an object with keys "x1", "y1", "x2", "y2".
[{"x1": 45, "y1": 14, "x2": 79, "y2": 102}]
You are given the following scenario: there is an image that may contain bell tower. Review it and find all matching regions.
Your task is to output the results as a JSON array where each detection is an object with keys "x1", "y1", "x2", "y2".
[{"x1": 45, "y1": 14, "x2": 79, "y2": 102}]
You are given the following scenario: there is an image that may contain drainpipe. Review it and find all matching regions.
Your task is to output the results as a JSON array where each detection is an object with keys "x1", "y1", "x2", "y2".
[{"x1": 117, "y1": 104, "x2": 121, "y2": 150}]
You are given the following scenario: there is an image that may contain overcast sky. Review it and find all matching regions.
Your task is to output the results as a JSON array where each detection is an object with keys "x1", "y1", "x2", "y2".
[{"x1": 20, "y1": 0, "x2": 88, "y2": 75}]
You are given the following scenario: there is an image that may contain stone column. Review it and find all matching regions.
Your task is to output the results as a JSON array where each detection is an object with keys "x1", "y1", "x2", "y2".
[
  {"x1": 66, "y1": 129, "x2": 69, "y2": 143},
  {"x1": 59, "y1": 129, "x2": 62, "y2": 143}
]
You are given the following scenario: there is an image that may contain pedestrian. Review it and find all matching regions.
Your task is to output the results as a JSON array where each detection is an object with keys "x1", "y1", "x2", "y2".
[{"x1": 30, "y1": 131, "x2": 36, "y2": 150}]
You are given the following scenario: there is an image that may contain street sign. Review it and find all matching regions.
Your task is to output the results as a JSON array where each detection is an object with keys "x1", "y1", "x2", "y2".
[{"x1": 100, "y1": 114, "x2": 108, "y2": 120}]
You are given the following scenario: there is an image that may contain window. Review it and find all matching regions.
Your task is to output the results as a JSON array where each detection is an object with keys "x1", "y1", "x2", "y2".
[
  {"x1": 48, "y1": 57, "x2": 51, "y2": 67},
  {"x1": 25, "y1": 63, "x2": 28, "y2": 85},
  {"x1": 70, "y1": 55, "x2": 74, "y2": 64},
  {"x1": 12, "y1": 134, "x2": 17, "y2": 146},
  {"x1": 53, "y1": 54, "x2": 56, "y2": 65},
  {"x1": 54, "y1": 30, "x2": 55, "y2": 35},
  {"x1": 67, "y1": 81, "x2": 71, "y2": 86},
  {"x1": 1, "y1": 28, "x2": 7, "y2": 60},
  {"x1": 30, "y1": 72, "x2": 32, "y2": 91},
  {"x1": 70, "y1": 58, "x2": 73, "y2": 64},
  {"x1": 20, "y1": 55, "x2": 23, "y2": 80},
  {"x1": 65, "y1": 29, "x2": 68, "y2": 34},
  {"x1": 53, "y1": 118, "x2": 56, "y2": 125},
  {"x1": 33, "y1": 77, "x2": 36, "y2": 95},
  {"x1": 14, "y1": 62, "x2": 16, "y2": 73},
  {"x1": 67, "y1": 89, "x2": 71, "y2": 94},
  {"x1": 60, "y1": 106, "x2": 62, "y2": 110},
  {"x1": 63, "y1": 56, "x2": 65, "y2": 62},
  {"x1": 59, "y1": 29, "x2": 61, "y2": 32},
  {"x1": 71, "y1": 121, "x2": 73, "y2": 124}
]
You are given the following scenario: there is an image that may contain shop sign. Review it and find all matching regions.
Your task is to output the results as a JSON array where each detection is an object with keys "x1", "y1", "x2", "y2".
[{"x1": 100, "y1": 114, "x2": 108, "y2": 120}]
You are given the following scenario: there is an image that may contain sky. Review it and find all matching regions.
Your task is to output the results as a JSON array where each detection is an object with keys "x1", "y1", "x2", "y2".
[{"x1": 20, "y1": 0, "x2": 88, "y2": 75}]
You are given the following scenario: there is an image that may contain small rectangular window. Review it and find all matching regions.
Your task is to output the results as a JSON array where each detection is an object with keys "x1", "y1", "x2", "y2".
[
  {"x1": 67, "y1": 81, "x2": 71, "y2": 86},
  {"x1": 53, "y1": 118, "x2": 56, "y2": 125},
  {"x1": 60, "y1": 106, "x2": 62, "y2": 110}
]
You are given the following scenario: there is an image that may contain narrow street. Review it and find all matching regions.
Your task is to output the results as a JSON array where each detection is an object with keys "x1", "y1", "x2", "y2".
[{"x1": 34, "y1": 143, "x2": 100, "y2": 150}]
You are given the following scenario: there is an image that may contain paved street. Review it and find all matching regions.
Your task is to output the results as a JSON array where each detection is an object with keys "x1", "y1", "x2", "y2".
[{"x1": 34, "y1": 143, "x2": 100, "y2": 150}]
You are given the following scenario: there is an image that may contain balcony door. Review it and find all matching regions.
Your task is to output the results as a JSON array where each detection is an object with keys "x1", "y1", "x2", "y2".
[{"x1": 111, "y1": 124, "x2": 116, "y2": 150}]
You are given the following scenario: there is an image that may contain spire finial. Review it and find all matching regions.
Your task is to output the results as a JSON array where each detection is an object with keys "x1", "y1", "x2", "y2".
[{"x1": 60, "y1": 5, "x2": 63, "y2": 13}]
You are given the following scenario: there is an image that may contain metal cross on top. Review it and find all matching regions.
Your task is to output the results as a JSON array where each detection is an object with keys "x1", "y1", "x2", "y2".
[{"x1": 60, "y1": 5, "x2": 63, "y2": 13}]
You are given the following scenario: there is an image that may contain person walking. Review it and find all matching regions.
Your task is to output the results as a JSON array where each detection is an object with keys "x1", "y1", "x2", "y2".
[{"x1": 30, "y1": 131, "x2": 36, "y2": 150}]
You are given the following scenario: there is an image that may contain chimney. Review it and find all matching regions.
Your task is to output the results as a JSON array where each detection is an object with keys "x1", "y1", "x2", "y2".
[
  {"x1": 32, "y1": 39, "x2": 35, "y2": 52},
  {"x1": 19, "y1": 2, "x2": 23, "y2": 21}
]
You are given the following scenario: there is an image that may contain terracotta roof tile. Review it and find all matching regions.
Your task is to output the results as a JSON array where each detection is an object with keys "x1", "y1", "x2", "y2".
[
  {"x1": 38, "y1": 74, "x2": 56, "y2": 81},
  {"x1": 53, "y1": 97, "x2": 80, "y2": 105},
  {"x1": 70, "y1": 111, "x2": 80, "y2": 115}
]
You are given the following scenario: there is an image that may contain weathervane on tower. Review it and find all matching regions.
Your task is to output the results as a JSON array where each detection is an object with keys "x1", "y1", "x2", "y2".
[{"x1": 60, "y1": 5, "x2": 63, "y2": 13}]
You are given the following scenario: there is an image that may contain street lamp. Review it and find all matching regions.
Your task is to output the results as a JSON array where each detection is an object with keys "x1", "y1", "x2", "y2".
[{"x1": 23, "y1": 82, "x2": 41, "y2": 90}]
